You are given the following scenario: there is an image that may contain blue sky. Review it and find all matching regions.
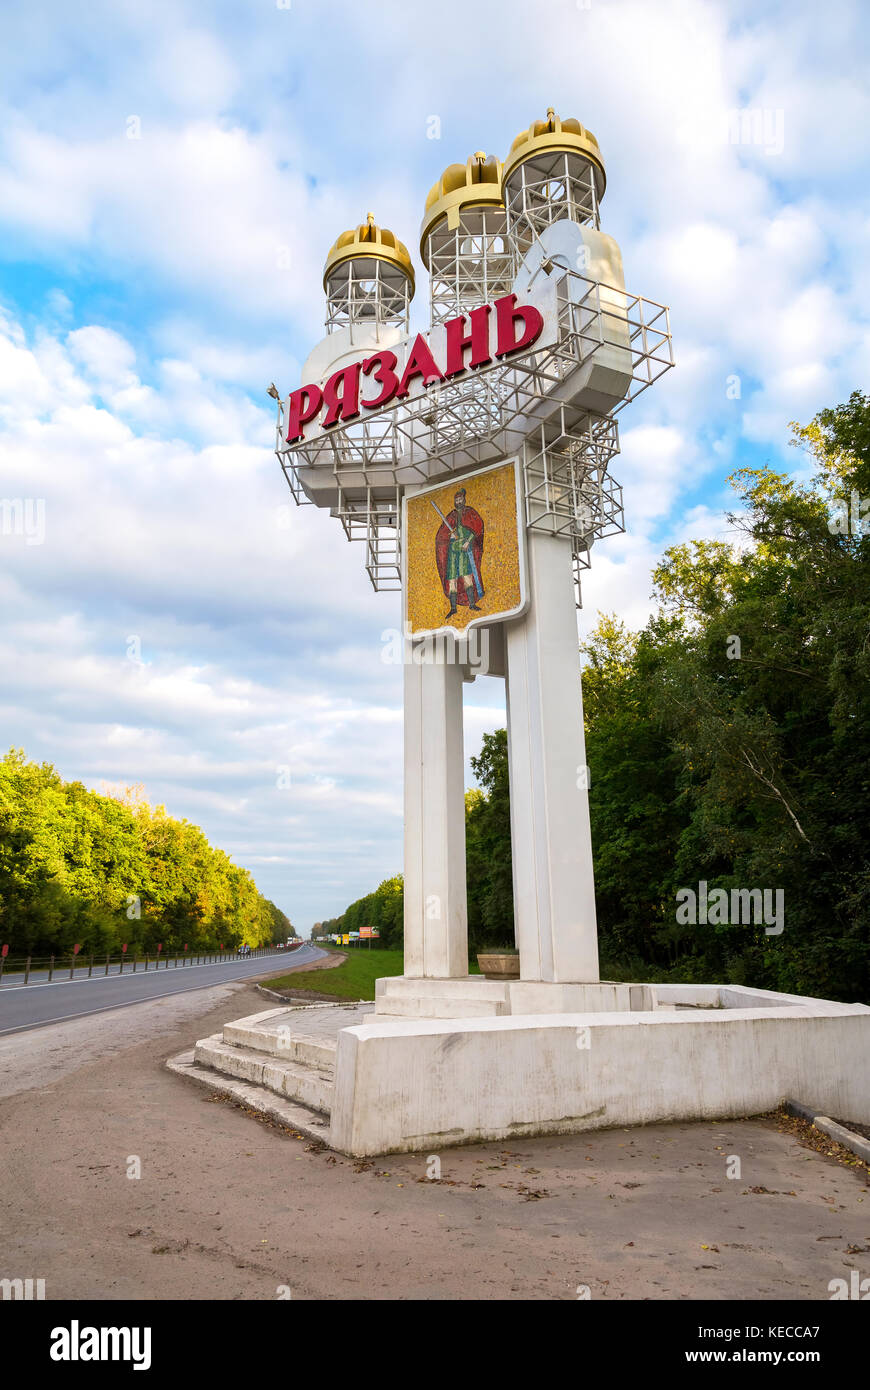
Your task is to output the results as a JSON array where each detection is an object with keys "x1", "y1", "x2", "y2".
[{"x1": 0, "y1": 0, "x2": 867, "y2": 931}]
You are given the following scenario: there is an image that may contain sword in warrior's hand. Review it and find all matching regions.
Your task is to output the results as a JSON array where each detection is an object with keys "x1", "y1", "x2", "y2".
[
  {"x1": 429, "y1": 498, "x2": 459, "y2": 540},
  {"x1": 429, "y1": 498, "x2": 484, "y2": 600}
]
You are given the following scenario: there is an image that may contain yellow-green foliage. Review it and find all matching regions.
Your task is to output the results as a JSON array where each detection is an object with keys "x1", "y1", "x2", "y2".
[{"x1": 0, "y1": 750, "x2": 294, "y2": 954}]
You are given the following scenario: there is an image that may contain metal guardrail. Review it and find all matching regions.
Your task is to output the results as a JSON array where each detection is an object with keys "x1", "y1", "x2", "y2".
[{"x1": 0, "y1": 942, "x2": 303, "y2": 990}]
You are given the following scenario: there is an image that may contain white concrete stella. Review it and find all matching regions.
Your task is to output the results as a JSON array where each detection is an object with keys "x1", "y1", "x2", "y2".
[{"x1": 233, "y1": 121, "x2": 870, "y2": 1161}]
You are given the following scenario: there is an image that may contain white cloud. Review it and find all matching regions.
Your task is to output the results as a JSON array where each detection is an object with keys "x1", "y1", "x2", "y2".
[{"x1": 67, "y1": 325, "x2": 137, "y2": 387}]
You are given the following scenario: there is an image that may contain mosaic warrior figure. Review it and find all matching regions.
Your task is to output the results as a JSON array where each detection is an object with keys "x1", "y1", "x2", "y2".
[{"x1": 434, "y1": 488, "x2": 485, "y2": 620}]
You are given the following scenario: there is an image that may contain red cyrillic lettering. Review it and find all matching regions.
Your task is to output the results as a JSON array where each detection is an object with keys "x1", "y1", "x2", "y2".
[
  {"x1": 322, "y1": 362, "x2": 362, "y2": 428},
  {"x1": 396, "y1": 334, "x2": 445, "y2": 399},
  {"x1": 361, "y1": 350, "x2": 400, "y2": 409},
  {"x1": 494, "y1": 293, "x2": 544, "y2": 358},
  {"x1": 444, "y1": 304, "x2": 492, "y2": 377},
  {"x1": 285, "y1": 385, "x2": 323, "y2": 443}
]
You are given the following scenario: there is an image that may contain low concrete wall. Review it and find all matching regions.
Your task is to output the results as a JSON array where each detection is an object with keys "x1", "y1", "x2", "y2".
[
  {"x1": 652, "y1": 982, "x2": 863, "y2": 1013},
  {"x1": 328, "y1": 999, "x2": 870, "y2": 1157}
]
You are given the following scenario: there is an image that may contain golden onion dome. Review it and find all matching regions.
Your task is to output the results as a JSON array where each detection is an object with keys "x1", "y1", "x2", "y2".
[
  {"x1": 419, "y1": 152, "x2": 504, "y2": 264},
  {"x1": 322, "y1": 213, "x2": 415, "y2": 293},
  {"x1": 503, "y1": 108, "x2": 606, "y2": 199}
]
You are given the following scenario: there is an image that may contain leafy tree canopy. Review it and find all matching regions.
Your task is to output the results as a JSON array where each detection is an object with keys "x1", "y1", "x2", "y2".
[{"x1": 0, "y1": 752, "x2": 295, "y2": 956}]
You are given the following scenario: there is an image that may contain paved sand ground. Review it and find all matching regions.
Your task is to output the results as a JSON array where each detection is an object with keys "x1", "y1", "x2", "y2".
[{"x1": 1, "y1": 981, "x2": 868, "y2": 1301}]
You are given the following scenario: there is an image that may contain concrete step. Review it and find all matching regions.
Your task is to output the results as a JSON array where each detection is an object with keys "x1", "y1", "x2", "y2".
[
  {"x1": 194, "y1": 1035, "x2": 333, "y2": 1114},
  {"x1": 167, "y1": 1050, "x2": 331, "y2": 1144},
  {"x1": 222, "y1": 1019, "x2": 337, "y2": 1068}
]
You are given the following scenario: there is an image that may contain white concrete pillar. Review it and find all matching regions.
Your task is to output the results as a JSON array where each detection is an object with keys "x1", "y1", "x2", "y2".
[
  {"x1": 402, "y1": 645, "x2": 469, "y2": 978},
  {"x1": 505, "y1": 531, "x2": 599, "y2": 982}
]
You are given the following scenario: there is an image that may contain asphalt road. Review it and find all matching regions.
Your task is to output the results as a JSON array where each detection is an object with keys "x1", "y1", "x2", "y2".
[{"x1": 0, "y1": 942, "x2": 326, "y2": 1036}]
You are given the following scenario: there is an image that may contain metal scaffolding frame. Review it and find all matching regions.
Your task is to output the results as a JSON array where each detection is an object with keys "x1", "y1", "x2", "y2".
[
  {"x1": 520, "y1": 410, "x2": 624, "y2": 608},
  {"x1": 504, "y1": 154, "x2": 600, "y2": 269},
  {"x1": 573, "y1": 550, "x2": 591, "y2": 610},
  {"x1": 521, "y1": 410, "x2": 623, "y2": 540},
  {"x1": 324, "y1": 257, "x2": 412, "y2": 335},
  {"x1": 425, "y1": 206, "x2": 514, "y2": 325},
  {"x1": 333, "y1": 485, "x2": 403, "y2": 590}
]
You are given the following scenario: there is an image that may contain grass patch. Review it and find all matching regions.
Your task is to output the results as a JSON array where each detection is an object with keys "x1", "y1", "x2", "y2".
[{"x1": 266, "y1": 948, "x2": 405, "y2": 1001}]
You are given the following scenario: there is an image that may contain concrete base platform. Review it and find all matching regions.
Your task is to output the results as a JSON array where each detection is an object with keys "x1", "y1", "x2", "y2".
[
  {"x1": 178, "y1": 983, "x2": 870, "y2": 1158},
  {"x1": 374, "y1": 975, "x2": 655, "y2": 1018}
]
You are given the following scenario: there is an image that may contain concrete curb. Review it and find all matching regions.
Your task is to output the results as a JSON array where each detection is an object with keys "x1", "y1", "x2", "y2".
[
  {"x1": 253, "y1": 986, "x2": 367, "y2": 1009},
  {"x1": 784, "y1": 1098, "x2": 870, "y2": 1163}
]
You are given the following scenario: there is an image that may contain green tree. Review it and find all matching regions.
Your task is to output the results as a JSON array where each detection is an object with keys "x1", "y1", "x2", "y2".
[
  {"x1": 465, "y1": 729, "x2": 514, "y2": 950},
  {"x1": 0, "y1": 751, "x2": 292, "y2": 956}
]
